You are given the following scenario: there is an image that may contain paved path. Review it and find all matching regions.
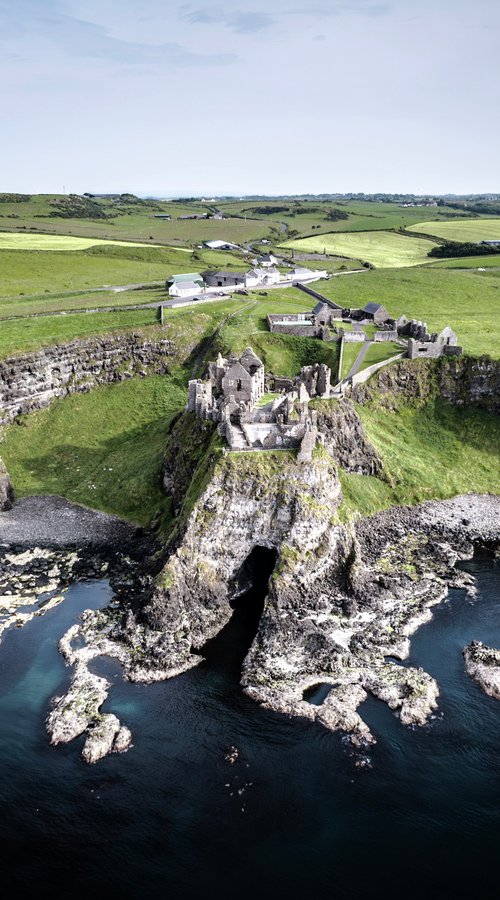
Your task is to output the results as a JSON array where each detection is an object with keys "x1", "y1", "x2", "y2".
[{"x1": 346, "y1": 340, "x2": 373, "y2": 379}]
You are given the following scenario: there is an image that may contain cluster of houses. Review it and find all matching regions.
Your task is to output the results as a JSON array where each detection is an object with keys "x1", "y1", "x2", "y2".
[
  {"x1": 267, "y1": 292, "x2": 462, "y2": 360},
  {"x1": 166, "y1": 259, "x2": 326, "y2": 299},
  {"x1": 188, "y1": 347, "x2": 330, "y2": 460}
]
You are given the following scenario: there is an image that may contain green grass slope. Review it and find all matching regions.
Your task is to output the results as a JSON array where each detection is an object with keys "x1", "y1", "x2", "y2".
[
  {"x1": 340, "y1": 397, "x2": 500, "y2": 519},
  {"x1": 0, "y1": 244, "x2": 246, "y2": 300},
  {"x1": 0, "y1": 375, "x2": 187, "y2": 526}
]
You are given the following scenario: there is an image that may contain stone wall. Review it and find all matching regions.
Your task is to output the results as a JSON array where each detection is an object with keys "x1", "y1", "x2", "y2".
[{"x1": 0, "y1": 333, "x2": 175, "y2": 425}]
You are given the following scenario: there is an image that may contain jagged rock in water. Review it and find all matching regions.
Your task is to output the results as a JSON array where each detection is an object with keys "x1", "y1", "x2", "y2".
[
  {"x1": 463, "y1": 640, "x2": 500, "y2": 700},
  {"x1": 0, "y1": 456, "x2": 14, "y2": 511},
  {"x1": 82, "y1": 715, "x2": 132, "y2": 764}
]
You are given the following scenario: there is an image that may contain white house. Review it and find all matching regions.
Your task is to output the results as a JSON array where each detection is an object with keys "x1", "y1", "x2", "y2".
[
  {"x1": 253, "y1": 253, "x2": 278, "y2": 268},
  {"x1": 245, "y1": 267, "x2": 281, "y2": 288},
  {"x1": 169, "y1": 281, "x2": 206, "y2": 298}
]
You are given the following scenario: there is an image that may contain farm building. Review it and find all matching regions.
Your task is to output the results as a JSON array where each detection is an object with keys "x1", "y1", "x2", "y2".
[
  {"x1": 363, "y1": 302, "x2": 390, "y2": 325},
  {"x1": 204, "y1": 239, "x2": 240, "y2": 250},
  {"x1": 202, "y1": 271, "x2": 246, "y2": 288},
  {"x1": 167, "y1": 272, "x2": 205, "y2": 297},
  {"x1": 254, "y1": 253, "x2": 279, "y2": 268}
]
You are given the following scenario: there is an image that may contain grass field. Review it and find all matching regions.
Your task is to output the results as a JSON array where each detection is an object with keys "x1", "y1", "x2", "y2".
[
  {"x1": 0, "y1": 374, "x2": 187, "y2": 526},
  {"x1": 0, "y1": 309, "x2": 160, "y2": 358},
  {"x1": 0, "y1": 194, "x2": 485, "y2": 247},
  {"x1": 281, "y1": 231, "x2": 438, "y2": 268},
  {"x1": 407, "y1": 218, "x2": 500, "y2": 242},
  {"x1": 0, "y1": 232, "x2": 161, "y2": 251},
  {"x1": 0, "y1": 286, "x2": 167, "y2": 320},
  {"x1": 339, "y1": 398, "x2": 500, "y2": 519},
  {"x1": 0, "y1": 244, "x2": 246, "y2": 300},
  {"x1": 428, "y1": 255, "x2": 500, "y2": 269},
  {"x1": 309, "y1": 268, "x2": 500, "y2": 358}
]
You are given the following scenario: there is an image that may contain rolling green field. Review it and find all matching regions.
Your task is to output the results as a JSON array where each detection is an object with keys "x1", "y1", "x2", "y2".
[
  {"x1": 0, "y1": 232, "x2": 162, "y2": 251},
  {"x1": 408, "y1": 218, "x2": 500, "y2": 242},
  {"x1": 428, "y1": 255, "x2": 500, "y2": 269},
  {"x1": 0, "y1": 309, "x2": 160, "y2": 358},
  {"x1": 0, "y1": 193, "x2": 482, "y2": 248},
  {"x1": 0, "y1": 374, "x2": 187, "y2": 526},
  {"x1": 281, "y1": 231, "x2": 438, "y2": 268},
  {"x1": 310, "y1": 268, "x2": 500, "y2": 358},
  {"x1": 339, "y1": 398, "x2": 500, "y2": 519},
  {"x1": 0, "y1": 243, "x2": 246, "y2": 300}
]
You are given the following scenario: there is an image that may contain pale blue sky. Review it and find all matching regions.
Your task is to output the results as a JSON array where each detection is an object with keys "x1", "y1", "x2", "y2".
[{"x1": 1, "y1": 0, "x2": 499, "y2": 195}]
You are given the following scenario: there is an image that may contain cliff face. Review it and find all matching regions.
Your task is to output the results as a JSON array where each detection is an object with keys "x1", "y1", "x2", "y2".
[
  {"x1": 352, "y1": 356, "x2": 500, "y2": 413},
  {"x1": 143, "y1": 448, "x2": 351, "y2": 678},
  {"x1": 0, "y1": 456, "x2": 14, "y2": 510},
  {"x1": 0, "y1": 333, "x2": 175, "y2": 425}
]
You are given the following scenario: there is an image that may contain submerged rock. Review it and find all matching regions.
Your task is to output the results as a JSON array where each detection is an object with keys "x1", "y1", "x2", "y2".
[{"x1": 463, "y1": 640, "x2": 500, "y2": 700}]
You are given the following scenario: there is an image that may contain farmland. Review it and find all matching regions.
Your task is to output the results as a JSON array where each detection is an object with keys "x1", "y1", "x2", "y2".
[
  {"x1": 281, "y1": 231, "x2": 438, "y2": 268},
  {"x1": 0, "y1": 232, "x2": 162, "y2": 251},
  {"x1": 407, "y1": 218, "x2": 500, "y2": 242},
  {"x1": 0, "y1": 243, "x2": 246, "y2": 301},
  {"x1": 0, "y1": 193, "x2": 483, "y2": 247}
]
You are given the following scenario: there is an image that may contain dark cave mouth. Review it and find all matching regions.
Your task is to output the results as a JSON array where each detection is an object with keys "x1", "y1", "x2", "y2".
[{"x1": 197, "y1": 545, "x2": 278, "y2": 675}]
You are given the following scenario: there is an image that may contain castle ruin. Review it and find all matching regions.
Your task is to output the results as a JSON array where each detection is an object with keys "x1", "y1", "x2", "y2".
[{"x1": 188, "y1": 348, "x2": 332, "y2": 460}]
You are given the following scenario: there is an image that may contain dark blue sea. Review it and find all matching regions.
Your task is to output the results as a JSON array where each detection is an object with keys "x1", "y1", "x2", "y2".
[{"x1": 0, "y1": 556, "x2": 499, "y2": 900}]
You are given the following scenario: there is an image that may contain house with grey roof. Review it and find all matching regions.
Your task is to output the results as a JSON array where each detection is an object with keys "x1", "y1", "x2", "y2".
[{"x1": 363, "y1": 302, "x2": 390, "y2": 324}]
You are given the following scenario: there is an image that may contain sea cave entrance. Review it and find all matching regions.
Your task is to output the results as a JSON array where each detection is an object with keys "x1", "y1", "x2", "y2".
[{"x1": 199, "y1": 546, "x2": 278, "y2": 678}]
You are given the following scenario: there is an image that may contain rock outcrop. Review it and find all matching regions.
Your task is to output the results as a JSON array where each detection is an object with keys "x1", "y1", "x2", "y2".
[
  {"x1": 0, "y1": 456, "x2": 14, "y2": 510},
  {"x1": 0, "y1": 333, "x2": 175, "y2": 425},
  {"x1": 352, "y1": 356, "x2": 500, "y2": 414},
  {"x1": 463, "y1": 640, "x2": 500, "y2": 699},
  {"x1": 312, "y1": 397, "x2": 382, "y2": 474}
]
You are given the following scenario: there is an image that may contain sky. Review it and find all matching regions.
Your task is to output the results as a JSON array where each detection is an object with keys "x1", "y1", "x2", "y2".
[{"x1": 1, "y1": 0, "x2": 499, "y2": 196}]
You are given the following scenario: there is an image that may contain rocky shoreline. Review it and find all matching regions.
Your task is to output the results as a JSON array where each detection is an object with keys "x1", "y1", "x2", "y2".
[
  {"x1": 44, "y1": 487, "x2": 499, "y2": 762},
  {"x1": 1, "y1": 488, "x2": 498, "y2": 765},
  {"x1": 0, "y1": 495, "x2": 158, "y2": 763}
]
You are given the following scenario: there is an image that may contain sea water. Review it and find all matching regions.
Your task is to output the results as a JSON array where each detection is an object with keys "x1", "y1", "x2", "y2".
[{"x1": 0, "y1": 558, "x2": 498, "y2": 899}]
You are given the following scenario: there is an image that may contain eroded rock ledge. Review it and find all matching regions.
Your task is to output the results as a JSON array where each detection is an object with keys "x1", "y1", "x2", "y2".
[{"x1": 0, "y1": 333, "x2": 175, "y2": 425}]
